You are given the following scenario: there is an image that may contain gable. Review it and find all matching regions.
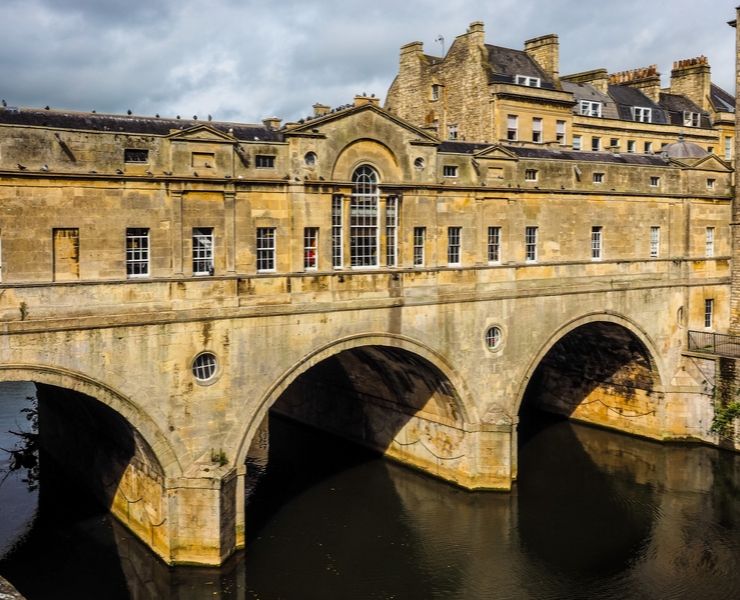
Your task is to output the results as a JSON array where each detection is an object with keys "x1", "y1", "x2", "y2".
[
  {"x1": 473, "y1": 145, "x2": 519, "y2": 161},
  {"x1": 167, "y1": 124, "x2": 237, "y2": 143}
]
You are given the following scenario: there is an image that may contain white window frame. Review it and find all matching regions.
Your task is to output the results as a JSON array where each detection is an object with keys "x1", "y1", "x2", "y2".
[
  {"x1": 649, "y1": 176, "x2": 660, "y2": 187},
  {"x1": 633, "y1": 107, "x2": 652, "y2": 123},
  {"x1": 572, "y1": 135, "x2": 582, "y2": 151},
  {"x1": 556, "y1": 120, "x2": 566, "y2": 145},
  {"x1": 627, "y1": 140, "x2": 636, "y2": 153},
  {"x1": 515, "y1": 74, "x2": 541, "y2": 87},
  {"x1": 192, "y1": 227, "x2": 214, "y2": 275},
  {"x1": 591, "y1": 226, "x2": 602, "y2": 260},
  {"x1": 385, "y1": 196, "x2": 399, "y2": 267},
  {"x1": 487, "y1": 226, "x2": 501, "y2": 264},
  {"x1": 443, "y1": 165, "x2": 458, "y2": 178},
  {"x1": 724, "y1": 136, "x2": 732, "y2": 161},
  {"x1": 683, "y1": 111, "x2": 700, "y2": 127},
  {"x1": 525, "y1": 169, "x2": 538, "y2": 182},
  {"x1": 448, "y1": 124, "x2": 458, "y2": 140},
  {"x1": 255, "y1": 155, "x2": 276, "y2": 169},
  {"x1": 507, "y1": 115, "x2": 518, "y2": 141},
  {"x1": 525, "y1": 226, "x2": 538, "y2": 263},
  {"x1": 304, "y1": 227, "x2": 318, "y2": 271},
  {"x1": 579, "y1": 100, "x2": 603, "y2": 117},
  {"x1": 431, "y1": 84, "x2": 441, "y2": 101},
  {"x1": 331, "y1": 195, "x2": 343, "y2": 268},
  {"x1": 649, "y1": 226, "x2": 660, "y2": 258},
  {"x1": 350, "y1": 165, "x2": 379, "y2": 268},
  {"x1": 532, "y1": 117, "x2": 543, "y2": 143},
  {"x1": 704, "y1": 298, "x2": 714, "y2": 329},
  {"x1": 705, "y1": 227, "x2": 715, "y2": 258},
  {"x1": 126, "y1": 227, "x2": 150, "y2": 278},
  {"x1": 256, "y1": 227, "x2": 276, "y2": 272},
  {"x1": 593, "y1": 172, "x2": 604, "y2": 184},
  {"x1": 707, "y1": 178, "x2": 716, "y2": 190},
  {"x1": 591, "y1": 137, "x2": 601, "y2": 152},
  {"x1": 413, "y1": 227, "x2": 426, "y2": 267},
  {"x1": 447, "y1": 226, "x2": 461, "y2": 266},
  {"x1": 644, "y1": 141, "x2": 653, "y2": 154}
]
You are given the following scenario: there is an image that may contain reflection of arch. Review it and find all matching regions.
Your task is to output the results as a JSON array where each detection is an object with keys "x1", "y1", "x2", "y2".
[
  {"x1": 514, "y1": 312, "x2": 665, "y2": 416},
  {"x1": 332, "y1": 138, "x2": 401, "y2": 181},
  {"x1": 235, "y1": 333, "x2": 478, "y2": 466},
  {"x1": 0, "y1": 364, "x2": 181, "y2": 477}
]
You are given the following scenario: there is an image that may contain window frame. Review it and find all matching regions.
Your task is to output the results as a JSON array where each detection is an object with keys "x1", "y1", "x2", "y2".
[
  {"x1": 303, "y1": 227, "x2": 319, "y2": 271},
  {"x1": 704, "y1": 298, "x2": 714, "y2": 329},
  {"x1": 443, "y1": 165, "x2": 458, "y2": 178},
  {"x1": 125, "y1": 227, "x2": 150, "y2": 278},
  {"x1": 649, "y1": 226, "x2": 660, "y2": 258},
  {"x1": 525, "y1": 169, "x2": 538, "y2": 182},
  {"x1": 683, "y1": 111, "x2": 700, "y2": 127},
  {"x1": 255, "y1": 155, "x2": 276, "y2": 169},
  {"x1": 192, "y1": 227, "x2": 215, "y2": 276},
  {"x1": 531, "y1": 117, "x2": 543, "y2": 143},
  {"x1": 705, "y1": 227, "x2": 715, "y2": 258},
  {"x1": 579, "y1": 100, "x2": 603, "y2": 117},
  {"x1": 487, "y1": 226, "x2": 501, "y2": 264},
  {"x1": 633, "y1": 107, "x2": 652, "y2": 123},
  {"x1": 507, "y1": 114, "x2": 518, "y2": 141},
  {"x1": 124, "y1": 148, "x2": 149, "y2": 163},
  {"x1": 525, "y1": 226, "x2": 538, "y2": 263},
  {"x1": 385, "y1": 195, "x2": 399, "y2": 267},
  {"x1": 413, "y1": 226, "x2": 426, "y2": 267},
  {"x1": 572, "y1": 135, "x2": 582, "y2": 151},
  {"x1": 515, "y1": 74, "x2": 541, "y2": 88},
  {"x1": 649, "y1": 176, "x2": 660, "y2": 187},
  {"x1": 591, "y1": 137, "x2": 601, "y2": 152},
  {"x1": 331, "y1": 194, "x2": 343, "y2": 269},
  {"x1": 350, "y1": 165, "x2": 379, "y2": 268},
  {"x1": 592, "y1": 172, "x2": 604, "y2": 184},
  {"x1": 591, "y1": 226, "x2": 603, "y2": 260},
  {"x1": 256, "y1": 227, "x2": 277, "y2": 272},
  {"x1": 556, "y1": 120, "x2": 566, "y2": 145},
  {"x1": 447, "y1": 226, "x2": 462, "y2": 266}
]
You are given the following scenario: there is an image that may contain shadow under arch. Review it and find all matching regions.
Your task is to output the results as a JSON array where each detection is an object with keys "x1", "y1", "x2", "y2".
[
  {"x1": 235, "y1": 333, "x2": 479, "y2": 468},
  {"x1": 0, "y1": 363, "x2": 181, "y2": 477},
  {"x1": 515, "y1": 312, "x2": 666, "y2": 442}
]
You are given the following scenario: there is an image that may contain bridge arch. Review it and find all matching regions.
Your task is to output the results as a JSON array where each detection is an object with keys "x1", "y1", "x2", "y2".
[
  {"x1": 0, "y1": 363, "x2": 181, "y2": 477},
  {"x1": 235, "y1": 332, "x2": 479, "y2": 469},
  {"x1": 515, "y1": 312, "x2": 666, "y2": 437}
]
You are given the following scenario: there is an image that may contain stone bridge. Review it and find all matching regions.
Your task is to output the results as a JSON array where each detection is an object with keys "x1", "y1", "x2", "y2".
[{"x1": 0, "y1": 262, "x2": 725, "y2": 565}]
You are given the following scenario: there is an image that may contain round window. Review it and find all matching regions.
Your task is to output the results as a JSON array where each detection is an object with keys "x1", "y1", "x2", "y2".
[
  {"x1": 414, "y1": 157, "x2": 425, "y2": 170},
  {"x1": 192, "y1": 352, "x2": 218, "y2": 381},
  {"x1": 304, "y1": 151, "x2": 317, "y2": 166},
  {"x1": 485, "y1": 326, "x2": 502, "y2": 351}
]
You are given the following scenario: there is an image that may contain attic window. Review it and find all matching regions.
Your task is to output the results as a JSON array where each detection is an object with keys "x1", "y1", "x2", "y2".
[
  {"x1": 256, "y1": 155, "x2": 276, "y2": 168},
  {"x1": 632, "y1": 107, "x2": 652, "y2": 123},
  {"x1": 515, "y1": 75, "x2": 541, "y2": 88},
  {"x1": 124, "y1": 149, "x2": 149, "y2": 163},
  {"x1": 443, "y1": 165, "x2": 458, "y2": 178},
  {"x1": 683, "y1": 111, "x2": 700, "y2": 127},
  {"x1": 579, "y1": 100, "x2": 602, "y2": 117}
]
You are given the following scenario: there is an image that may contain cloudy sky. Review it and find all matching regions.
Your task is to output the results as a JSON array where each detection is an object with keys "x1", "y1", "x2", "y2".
[{"x1": 1, "y1": 0, "x2": 738, "y2": 124}]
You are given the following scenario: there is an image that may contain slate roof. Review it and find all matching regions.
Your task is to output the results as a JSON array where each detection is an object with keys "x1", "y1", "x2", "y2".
[
  {"x1": 0, "y1": 107, "x2": 283, "y2": 142},
  {"x1": 486, "y1": 45, "x2": 556, "y2": 90},
  {"x1": 658, "y1": 93, "x2": 711, "y2": 128},
  {"x1": 607, "y1": 85, "x2": 669, "y2": 124},
  {"x1": 561, "y1": 81, "x2": 620, "y2": 119},
  {"x1": 710, "y1": 83, "x2": 735, "y2": 113}
]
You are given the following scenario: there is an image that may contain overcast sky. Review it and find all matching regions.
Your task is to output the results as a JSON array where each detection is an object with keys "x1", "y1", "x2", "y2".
[{"x1": 1, "y1": 0, "x2": 738, "y2": 124}]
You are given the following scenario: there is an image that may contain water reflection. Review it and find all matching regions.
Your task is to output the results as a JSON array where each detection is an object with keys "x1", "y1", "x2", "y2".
[{"x1": 0, "y1": 385, "x2": 739, "y2": 599}]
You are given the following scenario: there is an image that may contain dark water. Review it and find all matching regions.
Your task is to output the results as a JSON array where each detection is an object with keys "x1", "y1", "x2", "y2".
[{"x1": 1, "y1": 382, "x2": 739, "y2": 599}]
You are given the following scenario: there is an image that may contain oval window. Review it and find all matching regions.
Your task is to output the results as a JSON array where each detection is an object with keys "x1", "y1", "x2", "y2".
[
  {"x1": 485, "y1": 326, "x2": 502, "y2": 351},
  {"x1": 304, "y1": 152, "x2": 317, "y2": 166},
  {"x1": 192, "y1": 352, "x2": 218, "y2": 381},
  {"x1": 414, "y1": 157, "x2": 425, "y2": 169}
]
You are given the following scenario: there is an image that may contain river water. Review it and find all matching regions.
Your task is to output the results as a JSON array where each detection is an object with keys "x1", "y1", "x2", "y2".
[{"x1": 0, "y1": 382, "x2": 739, "y2": 599}]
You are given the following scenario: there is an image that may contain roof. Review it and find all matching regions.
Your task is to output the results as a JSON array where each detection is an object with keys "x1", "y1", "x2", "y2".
[
  {"x1": 710, "y1": 83, "x2": 735, "y2": 113},
  {"x1": 485, "y1": 44, "x2": 556, "y2": 89},
  {"x1": 658, "y1": 93, "x2": 711, "y2": 127},
  {"x1": 561, "y1": 81, "x2": 620, "y2": 119},
  {"x1": 607, "y1": 85, "x2": 669, "y2": 124},
  {"x1": 660, "y1": 137, "x2": 709, "y2": 159},
  {"x1": 0, "y1": 107, "x2": 283, "y2": 142}
]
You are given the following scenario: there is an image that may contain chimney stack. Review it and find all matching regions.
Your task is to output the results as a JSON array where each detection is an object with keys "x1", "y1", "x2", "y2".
[
  {"x1": 609, "y1": 65, "x2": 661, "y2": 103},
  {"x1": 524, "y1": 34, "x2": 560, "y2": 84},
  {"x1": 262, "y1": 116, "x2": 282, "y2": 130},
  {"x1": 670, "y1": 56, "x2": 711, "y2": 112}
]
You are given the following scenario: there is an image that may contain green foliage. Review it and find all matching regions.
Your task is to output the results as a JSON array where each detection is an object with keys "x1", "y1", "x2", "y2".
[
  {"x1": 210, "y1": 448, "x2": 228, "y2": 467},
  {"x1": 711, "y1": 400, "x2": 740, "y2": 439}
]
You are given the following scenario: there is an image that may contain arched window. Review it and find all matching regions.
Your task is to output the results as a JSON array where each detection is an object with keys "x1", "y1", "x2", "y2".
[{"x1": 350, "y1": 165, "x2": 379, "y2": 267}]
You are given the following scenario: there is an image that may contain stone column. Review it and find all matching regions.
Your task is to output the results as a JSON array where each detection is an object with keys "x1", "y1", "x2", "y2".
[
  {"x1": 171, "y1": 189, "x2": 184, "y2": 276},
  {"x1": 224, "y1": 190, "x2": 236, "y2": 274}
]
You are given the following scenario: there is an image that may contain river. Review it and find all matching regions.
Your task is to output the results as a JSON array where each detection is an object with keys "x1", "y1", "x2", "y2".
[{"x1": 0, "y1": 382, "x2": 739, "y2": 599}]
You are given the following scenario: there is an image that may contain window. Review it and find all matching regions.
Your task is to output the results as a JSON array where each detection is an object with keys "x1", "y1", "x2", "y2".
[
  {"x1": 592, "y1": 172, "x2": 604, "y2": 184},
  {"x1": 579, "y1": 100, "x2": 602, "y2": 117},
  {"x1": 304, "y1": 152, "x2": 317, "y2": 166},
  {"x1": 683, "y1": 111, "x2": 700, "y2": 127},
  {"x1": 705, "y1": 227, "x2": 715, "y2": 257},
  {"x1": 649, "y1": 176, "x2": 660, "y2": 187},
  {"x1": 256, "y1": 227, "x2": 276, "y2": 272},
  {"x1": 386, "y1": 196, "x2": 399, "y2": 266},
  {"x1": 485, "y1": 326, "x2": 502, "y2": 351},
  {"x1": 556, "y1": 120, "x2": 566, "y2": 145},
  {"x1": 447, "y1": 227, "x2": 461, "y2": 265},
  {"x1": 256, "y1": 155, "x2": 275, "y2": 168},
  {"x1": 707, "y1": 178, "x2": 716, "y2": 190},
  {"x1": 724, "y1": 136, "x2": 732, "y2": 161},
  {"x1": 192, "y1": 227, "x2": 214, "y2": 275},
  {"x1": 413, "y1": 227, "x2": 426, "y2": 266},
  {"x1": 443, "y1": 165, "x2": 458, "y2": 178},
  {"x1": 487, "y1": 226, "x2": 501, "y2": 263},
  {"x1": 124, "y1": 149, "x2": 148, "y2": 163},
  {"x1": 332, "y1": 195, "x2": 343, "y2": 268},
  {"x1": 644, "y1": 141, "x2": 653, "y2": 154},
  {"x1": 572, "y1": 135, "x2": 582, "y2": 151},
  {"x1": 532, "y1": 117, "x2": 543, "y2": 143},
  {"x1": 627, "y1": 140, "x2": 636, "y2": 153},
  {"x1": 304, "y1": 227, "x2": 318, "y2": 270},
  {"x1": 447, "y1": 124, "x2": 458, "y2": 140},
  {"x1": 649, "y1": 226, "x2": 660, "y2": 258},
  {"x1": 633, "y1": 107, "x2": 652, "y2": 123},
  {"x1": 126, "y1": 228, "x2": 149, "y2": 277},
  {"x1": 704, "y1": 298, "x2": 714, "y2": 329},
  {"x1": 525, "y1": 169, "x2": 538, "y2": 182},
  {"x1": 610, "y1": 138, "x2": 619, "y2": 149},
  {"x1": 192, "y1": 352, "x2": 217, "y2": 382},
  {"x1": 515, "y1": 74, "x2": 541, "y2": 87},
  {"x1": 414, "y1": 157, "x2": 425, "y2": 170},
  {"x1": 708, "y1": 146, "x2": 714, "y2": 154},
  {"x1": 591, "y1": 137, "x2": 601, "y2": 152},
  {"x1": 431, "y1": 84, "x2": 441, "y2": 101},
  {"x1": 191, "y1": 152, "x2": 215, "y2": 168},
  {"x1": 507, "y1": 115, "x2": 518, "y2": 141},
  {"x1": 350, "y1": 165, "x2": 379, "y2": 267},
  {"x1": 525, "y1": 226, "x2": 538, "y2": 262},
  {"x1": 591, "y1": 226, "x2": 602, "y2": 260}
]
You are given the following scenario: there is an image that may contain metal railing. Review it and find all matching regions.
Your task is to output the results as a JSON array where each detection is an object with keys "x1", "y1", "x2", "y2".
[{"x1": 688, "y1": 330, "x2": 740, "y2": 358}]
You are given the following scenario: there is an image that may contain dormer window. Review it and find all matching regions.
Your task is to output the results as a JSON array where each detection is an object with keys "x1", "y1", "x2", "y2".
[
  {"x1": 683, "y1": 111, "x2": 700, "y2": 127},
  {"x1": 632, "y1": 107, "x2": 652, "y2": 123},
  {"x1": 579, "y1": 100, "x2": 602, "y2": 117},
  {"x1": 515, "y1": 75, "x2": 541, "y2": 88}
]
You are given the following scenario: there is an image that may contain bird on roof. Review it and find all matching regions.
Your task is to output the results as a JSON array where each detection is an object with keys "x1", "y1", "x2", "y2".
[
  {"x1": 163, "y1": 170, "x2": 172, "y2": 176},
  {"x1": 44, "y1": 105, "x2": 50, "y2": 110},
  {"x1": 116, "y1": 168, "x2": 124, "y2": 174},
  {"x1": 40, "y1": 164, "x2": 49, "y2": 171},
  {"x1": 146, "y1": 170, "x2": 153, "y2": 176},
  {"x1": 127, "y1": 109, "x2": 132, "y2": 115},
  {"x1": 17, "y1": 163, "x2": 26, "y2": 170},
  {"x1": 1, "y1": 99, "x2": 6, "y2": 107}
]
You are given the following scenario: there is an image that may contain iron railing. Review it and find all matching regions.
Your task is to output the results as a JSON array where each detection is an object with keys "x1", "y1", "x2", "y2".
[{"x1": 688, "y1": 330, "x2": 740, "y2": 358}]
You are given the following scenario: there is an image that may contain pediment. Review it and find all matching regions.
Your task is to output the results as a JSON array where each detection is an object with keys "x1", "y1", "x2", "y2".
[
  {"x1": 167, "y1": 124, "x2": 237, "y2": 143},
  {"x1": 685, "y1": 154, "x2": 732, "y2": 172},
  {"x1": 473, "y1": 145, "x2": 519, "y2": 160}
]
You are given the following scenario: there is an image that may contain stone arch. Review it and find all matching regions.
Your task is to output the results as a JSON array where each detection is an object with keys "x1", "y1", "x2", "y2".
[
  {"x1": 0, "y1": 363, "x2": 182, "y2": 477},
  {"x1": 331, "y1": 138, "x2": 402, "y2": 182},
  {"x1": 235, "y1": 333, "x2": 478, "y2": 467},
  {"x1": 514, "y1": 312, "x2": 666, "y2": 418}
]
